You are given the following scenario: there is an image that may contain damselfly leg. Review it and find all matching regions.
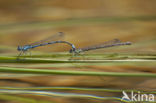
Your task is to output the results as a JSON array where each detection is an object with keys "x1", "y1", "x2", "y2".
[{"x1": 16, "y1": 51, "x2": 23, "y2": 60}]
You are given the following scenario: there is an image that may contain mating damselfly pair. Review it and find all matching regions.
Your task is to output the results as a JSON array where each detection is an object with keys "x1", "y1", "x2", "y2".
[{"x1": 17, "y1": 32, "x2": 131, "y2": 58}]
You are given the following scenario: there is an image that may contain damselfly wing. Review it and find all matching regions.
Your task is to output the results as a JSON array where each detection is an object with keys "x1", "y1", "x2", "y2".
[
  {"x1": 80, "y1": 39, "x2": 121, "y2": 51},
  {"x1": 28, "y1": 32, "x2": 64, "y2": 46}
]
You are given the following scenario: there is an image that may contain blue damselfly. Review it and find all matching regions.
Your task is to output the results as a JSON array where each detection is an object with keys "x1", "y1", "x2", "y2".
[
  {"x1": 69, "y1": 39, "x2": 131, "y2": 54},
  {"x1": 17, "y1": 32, "x2": 76, "y2": 58}
]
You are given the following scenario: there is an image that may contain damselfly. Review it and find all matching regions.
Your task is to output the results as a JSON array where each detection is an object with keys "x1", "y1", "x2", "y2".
[
  {"x1": 69, "y1": 39, "x2": 131, "y2": 54},
  {"x1": 17, "y1": 32, "x2": 76, "y2": 58}
]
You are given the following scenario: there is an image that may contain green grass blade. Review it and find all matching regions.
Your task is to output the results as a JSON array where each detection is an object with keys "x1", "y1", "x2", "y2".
[{"x1": 0, "y1": 67, "x2": 156, "y2": 77}]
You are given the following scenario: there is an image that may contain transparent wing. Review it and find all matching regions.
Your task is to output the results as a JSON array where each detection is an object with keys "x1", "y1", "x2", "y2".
[
  {"x1": 101, "y1": 38, "x2": 121, "y2": 45},
  {"x1": 81, "y1": 39, "x2": 121, "y2": 50},
  {"x1": 29, "y1": 32, "x2": 64, "y2": 46}
]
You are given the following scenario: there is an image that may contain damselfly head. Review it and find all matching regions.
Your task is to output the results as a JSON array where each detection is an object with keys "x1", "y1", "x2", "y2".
[
  {"x1": 69, "y1": 48, "x2": 75, "y2": 53},
  {"x1": 69, "y1": 48, "x2": 82, "y2": 54},
  {"x1": 17, "y1": 46, "x2": 22, "y2": 51}
]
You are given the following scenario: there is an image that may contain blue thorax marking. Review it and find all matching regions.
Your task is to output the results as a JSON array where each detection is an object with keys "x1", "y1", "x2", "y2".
[{"x1": 22, "y1": 45, "x2": 32, "y2": 51}]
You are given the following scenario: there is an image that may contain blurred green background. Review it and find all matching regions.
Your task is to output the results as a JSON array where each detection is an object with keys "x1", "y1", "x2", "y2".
[{"x1": 0, "y1": 0, "x2": 156, "y2": 103}]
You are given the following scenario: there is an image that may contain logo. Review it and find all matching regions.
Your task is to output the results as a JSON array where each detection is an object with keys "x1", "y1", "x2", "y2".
[{"x1": 122, "y1": 91, "x2": 155, "y2": 102}]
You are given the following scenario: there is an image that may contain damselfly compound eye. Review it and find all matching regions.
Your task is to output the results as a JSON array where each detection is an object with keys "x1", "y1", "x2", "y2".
[{"x1": 17, "y1": 46, "x2": 21, "y2": 51}]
